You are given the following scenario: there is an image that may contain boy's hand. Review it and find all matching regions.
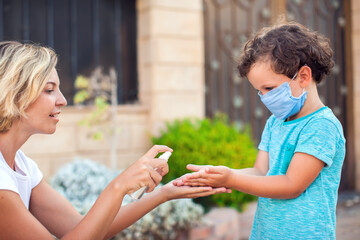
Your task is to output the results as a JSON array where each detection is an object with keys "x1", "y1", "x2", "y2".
[{"x1": 173, "y1": 164, "x2": 233, "y2": 189}]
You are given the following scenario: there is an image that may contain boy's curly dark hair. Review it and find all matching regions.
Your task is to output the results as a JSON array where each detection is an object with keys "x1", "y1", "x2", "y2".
[{"x1": 237, "y1": 22, "x2": 334, "y2": 84}]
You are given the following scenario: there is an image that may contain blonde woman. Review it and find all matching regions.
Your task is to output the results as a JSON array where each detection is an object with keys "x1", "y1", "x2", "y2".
[{"x1": 0, "y1": 41, "x2": 228, "y2": 239}]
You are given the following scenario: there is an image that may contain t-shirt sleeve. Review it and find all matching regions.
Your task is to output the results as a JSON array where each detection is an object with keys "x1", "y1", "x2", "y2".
[
  {"x1": 18, "y1": 151, "x2": 43, "y2": 189},
  {"x1": 258, "y1": 116, "x2": 275, "y2": 152},
  {"x1": 0, "y1": 167, "x2": 19, "y2": 194},
  {"x1": 27, "y1": 157, "x2": 43, "y2": 189},
  {"x1": 295, "y1": 118, "x2": 342, "y2": 168}
]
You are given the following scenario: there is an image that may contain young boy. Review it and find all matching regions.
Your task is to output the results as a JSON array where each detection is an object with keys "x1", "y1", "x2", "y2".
[{"x1": 174, "y1": 22, "x2": 345, "y2": 239}]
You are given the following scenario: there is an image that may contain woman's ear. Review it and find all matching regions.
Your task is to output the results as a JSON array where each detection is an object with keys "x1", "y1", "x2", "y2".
[{"x1": 298, "y1": 65, "x2": 312, "y2": 88}]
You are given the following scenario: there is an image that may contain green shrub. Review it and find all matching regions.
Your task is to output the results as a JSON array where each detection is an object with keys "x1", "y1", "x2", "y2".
[{"x1": 152, "y1": 114, "x2": 258, "y2": 212}]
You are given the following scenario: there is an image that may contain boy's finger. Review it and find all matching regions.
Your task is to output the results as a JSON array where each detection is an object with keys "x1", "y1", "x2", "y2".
[
  {"x1": 185, "y1": 169, "x2": 207, "y2": 180},
  {"x1": 186, "y1": 164, "x2": 208, "y2": 172}
]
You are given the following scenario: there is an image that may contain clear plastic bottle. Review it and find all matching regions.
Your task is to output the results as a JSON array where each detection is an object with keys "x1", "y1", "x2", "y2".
[{"x1": 129, "y1": 151, "x2": 172, "y2": 200}]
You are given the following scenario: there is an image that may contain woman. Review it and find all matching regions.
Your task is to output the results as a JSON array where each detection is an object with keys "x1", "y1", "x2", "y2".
[{"x1": 0, "y1": 41, "x2": 228, "y2": 239}]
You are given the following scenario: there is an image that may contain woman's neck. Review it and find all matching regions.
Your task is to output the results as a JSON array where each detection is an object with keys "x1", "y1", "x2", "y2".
[{"x1": 0, "y1": 123, "x2": 31, "y2": 170}]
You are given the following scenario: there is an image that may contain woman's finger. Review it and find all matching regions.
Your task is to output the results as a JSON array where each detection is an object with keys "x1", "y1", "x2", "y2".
[
  {"x1": 151, "y1": 168, "x2": 163, "y2": 185},
  {"x1": 144, "y1": 145, "x2": 173, "y2": 158},
  {"x1": 183, "y1": 180, "x2": 209, "y2": 187},
  {"x1": 152, "y1": 158, "x2": 169, "y2": 176},
  {"x1": 185, "y1": 188, "x2": 229, "y2": 198}
]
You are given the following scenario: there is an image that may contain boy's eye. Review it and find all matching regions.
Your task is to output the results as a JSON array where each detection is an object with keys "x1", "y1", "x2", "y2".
[{"x1": 265, "y1": 87, "x2": 273, "y2": 91}]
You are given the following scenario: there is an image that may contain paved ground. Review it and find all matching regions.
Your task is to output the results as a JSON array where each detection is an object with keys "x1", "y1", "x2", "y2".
[
  {"x1": 238, "y1": 191, "x2": 360, "y2": 240},
  {"x1": 336, "y1": 191, "x2": 360, "y2": 240}
]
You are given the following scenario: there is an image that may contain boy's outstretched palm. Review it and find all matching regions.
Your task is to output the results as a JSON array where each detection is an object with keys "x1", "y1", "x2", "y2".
[{"x1": 173, "y1": 164, "x2": 233, "y2": 189}]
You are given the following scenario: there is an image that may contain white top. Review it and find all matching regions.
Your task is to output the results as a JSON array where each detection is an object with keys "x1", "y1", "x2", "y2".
[{"x1": 0, "y1": 150, "x2": 43, "y2": 209}]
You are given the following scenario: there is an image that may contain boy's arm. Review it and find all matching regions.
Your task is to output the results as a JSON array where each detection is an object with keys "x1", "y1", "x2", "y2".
[
  {"x1": 179, "y1": 152, "x2": 324, "y2": 199},
  {"x1": 232, "y1": 150, "x2": 269, "y2": 176}
]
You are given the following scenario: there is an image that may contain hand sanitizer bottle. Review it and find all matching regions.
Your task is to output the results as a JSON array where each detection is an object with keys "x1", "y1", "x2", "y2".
[{"x1": 129, "y1": 151, "x2": 172, "y2": 200}]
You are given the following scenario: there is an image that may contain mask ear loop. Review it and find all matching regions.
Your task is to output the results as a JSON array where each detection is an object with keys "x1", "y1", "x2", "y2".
[{"x1": 289, "y1": 64, "x2": 308, "y2": 86}]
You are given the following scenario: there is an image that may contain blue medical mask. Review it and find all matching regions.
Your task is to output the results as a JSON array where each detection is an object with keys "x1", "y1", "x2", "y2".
[{"x1": 258, "y1": 71, "x2": 308, "y2": 120}]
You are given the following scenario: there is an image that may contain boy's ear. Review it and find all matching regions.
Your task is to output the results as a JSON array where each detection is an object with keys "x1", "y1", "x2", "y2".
[{"x1": 298, "y1": 65, "x2": 312, "y2": 88}]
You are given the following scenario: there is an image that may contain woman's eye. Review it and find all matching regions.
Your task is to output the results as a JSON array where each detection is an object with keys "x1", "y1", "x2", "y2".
[
  {"x1": 265, "y1": 87, "x2": 273, "y2": 91},
  {"x1": 46, "y1": 89, "x2": 54, "y2": 93}
]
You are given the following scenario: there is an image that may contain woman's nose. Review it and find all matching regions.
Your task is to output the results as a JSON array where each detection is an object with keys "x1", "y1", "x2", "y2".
[{"x1": 57, "y1": 91, "x2": 67, "y2": 106}]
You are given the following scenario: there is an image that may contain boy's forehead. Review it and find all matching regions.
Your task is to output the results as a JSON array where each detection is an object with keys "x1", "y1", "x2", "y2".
[
  {"x1": 249, "y1": 61, "x2": 273, "y2": 76},
  {"x1": 247, "y1": 61, "x2": 287, "y2": 87}
]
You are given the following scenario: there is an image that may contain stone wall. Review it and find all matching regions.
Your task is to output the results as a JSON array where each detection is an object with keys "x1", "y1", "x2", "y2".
[
  {"x1": 137, "y1": 0, "x2": 205, "y2": 135},
  {"x1": 22, "y1": 0, "x2": 205, "y2": 180},
  {"x1": 351, "y1": 0, "x2": 360, "y2": 190}
]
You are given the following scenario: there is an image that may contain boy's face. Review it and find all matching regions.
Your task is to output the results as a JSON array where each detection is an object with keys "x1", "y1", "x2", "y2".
[{"x1": 247, "y1": 61, "x2": 303, "y2": 97}]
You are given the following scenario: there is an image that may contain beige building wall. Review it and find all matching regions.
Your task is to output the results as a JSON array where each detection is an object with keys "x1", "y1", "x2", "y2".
[
  {"x1": 21, "y1": 0, "x2": 205, "y2": 180},
  {"x1": 351, "y1": 0, "x2": 360, "y2": 190},
  {"x1": 137, "y1": 0, "x2": 205, "y2": 135}
]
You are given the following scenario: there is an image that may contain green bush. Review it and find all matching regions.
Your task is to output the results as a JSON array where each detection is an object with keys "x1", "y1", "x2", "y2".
[{"x1": 152, "y1": 114, "x2": 258, "y2": 212}]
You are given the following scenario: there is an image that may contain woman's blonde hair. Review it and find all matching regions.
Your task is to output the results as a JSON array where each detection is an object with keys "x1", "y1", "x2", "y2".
[{"x1": 0, "y1": 41, "x2": 57, "y2": 133}]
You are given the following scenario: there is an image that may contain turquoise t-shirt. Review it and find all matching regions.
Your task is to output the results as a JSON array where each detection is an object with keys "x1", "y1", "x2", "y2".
[{"x1": 250, "y1": 107, "x2": 346, "y2": 240}]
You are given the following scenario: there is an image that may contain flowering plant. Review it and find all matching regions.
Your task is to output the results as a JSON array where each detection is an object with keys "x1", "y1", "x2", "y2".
[{"x1": 51, "y1": 159, "x2": 204, "y2": 239}]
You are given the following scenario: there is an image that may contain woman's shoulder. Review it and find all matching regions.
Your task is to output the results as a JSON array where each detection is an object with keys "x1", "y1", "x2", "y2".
[{"x1": 16, "y1": 150, "x2": 42, "y2": 174}]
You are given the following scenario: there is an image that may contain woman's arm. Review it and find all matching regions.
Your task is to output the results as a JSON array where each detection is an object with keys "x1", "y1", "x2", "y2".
[
  {"x1": 104, "y1": 182, "x2": 229, "y2": 239},
  {"x1": 0, "y1": 190, "x2": 55, "y2": 240},
  {"x1": 178, "y1": 152, "x2": 325, "y2": 199},
  {"x1": 1, "y1": 145, "x2": 169, "y2": 240}
]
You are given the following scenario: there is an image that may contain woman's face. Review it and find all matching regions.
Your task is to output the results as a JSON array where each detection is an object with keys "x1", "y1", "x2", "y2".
[{"x1": 21, "y1": 68, "x2": 67, "y2": 135}]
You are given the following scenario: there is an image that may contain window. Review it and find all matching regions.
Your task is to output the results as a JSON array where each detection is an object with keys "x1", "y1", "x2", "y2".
[{"x1": 0, "y1": 0, "x2": 138, "y2": 104}]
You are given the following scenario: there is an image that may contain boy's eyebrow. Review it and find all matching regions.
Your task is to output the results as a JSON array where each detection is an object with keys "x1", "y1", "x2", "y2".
[{"x1": 259, "y1": 84, "x2": 275, "y2": 89}]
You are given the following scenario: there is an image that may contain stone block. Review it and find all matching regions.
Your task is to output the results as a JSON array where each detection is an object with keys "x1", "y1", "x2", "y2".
[
  {"x1": 138, "y1": 0, "x2": 203, "y2": 12},
  {"x1": 76, "y1": 125, "x2": 111, "y2": 151},
  {"x1": 137, "y1": 8, "x2": 151, "y2": 38},
  {"x1": 138, "y1": 39, "x2": 156, "y2": 64},
  {"x1": 130, "y1": 123, "x2": 152, "y2": 149},
  {"x1": 116, "y1": 151, "x2": 147, "y2": 169},
  {"x1": 150, "y1": 92, "x2": 204, "y2": 121},
  {"x1": 150, "y1": 121, "x2": 168, "y2": 137},
  {"x1": 150, "y1": 9, "x2": 202, "y2": 37},
  {"x1": 352, "y1": 10, "x2": 360, "y2": 31},
  {"x1": 138, "y1": 65, "x2": 152, "y2": 93},
  {"x1": 352, "y1": 0, "x2": 360, "y2": 12},
  {"x1": 156, "y1": 38, "x2": 204, "y2": 64},
  {"x1": 152, "y1": 65, "x2": 204, "y2": 91},
  {"x1": 353, "y1": 34, "x2": 360, "y2": 52}
]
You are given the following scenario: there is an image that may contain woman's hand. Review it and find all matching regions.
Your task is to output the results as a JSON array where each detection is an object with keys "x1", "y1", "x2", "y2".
[
  {"x1": 160, "y1": 182, "x2": 231, "y2": 201},
  {"x1": 173, "y1": 164, "x2": 233, "y2": 189},
  {"x1": 160, "y1": 178, "x2": 231, "y2": 202},
  {"x1": 116, "y1": 145, "x2": 172, "y2": 195}
]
